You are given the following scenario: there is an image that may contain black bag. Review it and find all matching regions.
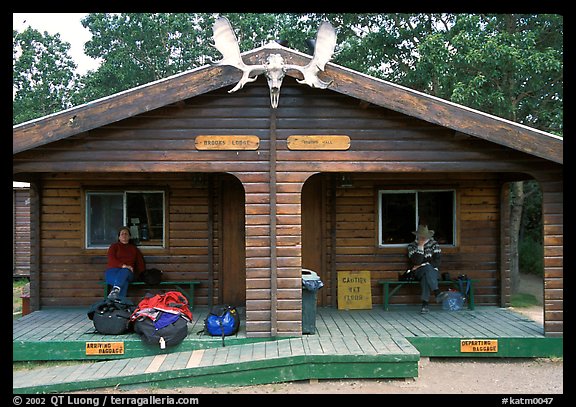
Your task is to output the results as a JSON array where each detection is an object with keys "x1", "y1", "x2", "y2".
[
  {"x1": 140, "y1": 268, "x2": 163, "y2": 285},
  {"x1": 456, "y1": 274, "x2": 471, "y2": 299},
  {"x1": 88, "y1": 299, "x2": 135, "y2": 335},
  {"x1": 398, "y1": 269, "x2": 417, "y2": 281},
  {"x1": 133, "y1": 312, "x2": 189, "y2": 349}
]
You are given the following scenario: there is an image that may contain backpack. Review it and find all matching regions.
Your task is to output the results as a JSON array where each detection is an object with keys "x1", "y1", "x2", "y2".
[
  {"x1": 456, "y1": 274, "x2": 471, "y2": 300},
  {"x1": 139, "y1": 268, "x2": 163, "y2": 285},
  {"x1": 133, "y1": 312, "x2": 189, "y2": 349},
  {"x1": 130, "y1": 291, "x2": 191, "y2": 349},
  {"x1": 202, "y1": 305, "x2": 240, "y2": 347},
  {"x1": 87, "y1": 299, "x2": 135, "y2": 335}
]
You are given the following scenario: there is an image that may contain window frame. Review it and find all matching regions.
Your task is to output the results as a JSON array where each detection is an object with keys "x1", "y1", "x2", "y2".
[
  {"x1": 84, "y1": 189, "x2": 167, "y2": 250},
  {"x1": 377, "y1": 188, "x2": 457, "y2": 248}
]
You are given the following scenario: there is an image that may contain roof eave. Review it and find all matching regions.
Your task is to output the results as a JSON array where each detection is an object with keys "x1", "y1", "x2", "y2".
[{"x1": 13, "y1": 46, "x2": 562, "y2": 164}]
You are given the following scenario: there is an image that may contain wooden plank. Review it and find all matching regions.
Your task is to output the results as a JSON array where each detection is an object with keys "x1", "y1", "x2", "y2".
[
  {"x1": 238, "y1": 343, "x2": 255, "y2": 361},
  {"x1": 186, "y1": 349, "x2": 205, "y2": 368},
  {"x1": 159, "y1": 353, "x2": 182, "y2": 371},
  {"x1": 145, "y1": 354, "x2": 167, "y2": 373},
  {"x1": 119, "y1": 357, "x2": 149, "y2": 376}
]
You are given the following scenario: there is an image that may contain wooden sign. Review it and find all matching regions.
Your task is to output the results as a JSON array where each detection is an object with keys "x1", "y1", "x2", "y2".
[
  {"x1": 85, "y1": 341, "x2": 124, "y2": 355},
  {"x1": 337, "y1": 270, "x2": 372, "y2": 310},
  {"x1": 287, "y1": 135, "x2": 350, "y2": 150},
  {"x1": 195, "y1": 135, "x2": 260, "y2": 150},
  {"x1": 460, "y1": 339, "x2": 498, "y2": 353}
]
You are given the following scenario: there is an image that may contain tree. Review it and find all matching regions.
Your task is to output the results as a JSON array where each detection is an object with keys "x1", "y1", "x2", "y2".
[
  {"x1": 13, "y1": 27, "x2": 79, "y2": 124},
  {"x1": 442, "y1": 14, "x2": 562, "y2": 291}
]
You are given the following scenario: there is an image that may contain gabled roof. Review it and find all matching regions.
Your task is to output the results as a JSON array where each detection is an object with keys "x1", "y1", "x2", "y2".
[{"x1": 13, "y1": 44, "x2": 563, "y2": 164}]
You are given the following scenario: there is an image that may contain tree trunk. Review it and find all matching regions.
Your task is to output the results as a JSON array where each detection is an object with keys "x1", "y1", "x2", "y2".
[{"x1": 509, "y1": 181, "x2": 524, "y2": 294}]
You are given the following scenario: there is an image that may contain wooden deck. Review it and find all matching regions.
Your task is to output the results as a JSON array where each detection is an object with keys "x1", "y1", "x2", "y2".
[{"x1": 13, "y1": 306, "x2": 562, "y2": 393}]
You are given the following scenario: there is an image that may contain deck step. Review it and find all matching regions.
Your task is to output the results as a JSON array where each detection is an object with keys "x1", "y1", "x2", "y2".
[{"x1": 13, "y1": 335, "x2": 420, "y2": 394}]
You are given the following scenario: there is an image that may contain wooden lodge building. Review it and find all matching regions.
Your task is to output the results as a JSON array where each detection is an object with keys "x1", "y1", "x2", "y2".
[{"x1": 13, "y1": 43, "x2": 563, "y2": 338}]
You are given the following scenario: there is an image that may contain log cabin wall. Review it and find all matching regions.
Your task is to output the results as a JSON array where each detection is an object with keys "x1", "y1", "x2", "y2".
[
  {"x1": 539, "y1": 173, "x2": 563, "y2": 337},
  {"x1": 13, "y1": 187, "x2": 31, "y2": 277},
  {"x1": 14, "y1": 79, "x2": 563, "y2": 337}
]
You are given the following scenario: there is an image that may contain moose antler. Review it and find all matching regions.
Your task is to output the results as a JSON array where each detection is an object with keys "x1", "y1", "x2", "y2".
[
  {"x1": 285, "y1": 21, "x2": 337, "y2": 89},
  {"x1": 211, "y1": 16, "x2": 337, "y2": 107},
  {"x1": 212, "y1": 17, "x2": 266, "y2": 93}
]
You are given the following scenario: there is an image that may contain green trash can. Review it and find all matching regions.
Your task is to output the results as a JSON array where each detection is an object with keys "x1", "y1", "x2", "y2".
[{"x1": 302, "y1": 269, "x2": 324, "y2": 334}]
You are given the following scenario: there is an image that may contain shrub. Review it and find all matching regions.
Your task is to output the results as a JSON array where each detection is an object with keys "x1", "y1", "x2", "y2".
[{"x1": 519, "y1": 237, "x2": 544, "y2": 277}]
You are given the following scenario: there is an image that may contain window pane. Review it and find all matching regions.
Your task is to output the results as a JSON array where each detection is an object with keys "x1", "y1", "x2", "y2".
[
  {"x1": 126, "y1": 192, "x2": 164, "y2": 245},
  {"x1": 87, "y1": 193, "x2": 123, "y2": 247},
  {"x1": 380, "y1": 192, "x2": 416, "y2": 244},
  {"x1": 418, "y1": 191, "x2": 454, "y2": 245}
]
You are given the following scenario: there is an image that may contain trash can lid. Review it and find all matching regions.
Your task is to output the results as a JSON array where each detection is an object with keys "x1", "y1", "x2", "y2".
[{"x1": 302, "y1": 268, "x2": 320, "y2": 280}]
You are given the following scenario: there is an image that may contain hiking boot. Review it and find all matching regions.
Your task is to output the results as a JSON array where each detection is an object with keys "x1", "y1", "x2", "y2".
[
  {"x1": 435, "y1": 291, "x2": 449, "y2": 303},
  {"x1": 107, "y1": 286, "x2": 121, "y2": 301},
  {"x1": 420, "y1": 305, "x2": 429, "y2": 314}
]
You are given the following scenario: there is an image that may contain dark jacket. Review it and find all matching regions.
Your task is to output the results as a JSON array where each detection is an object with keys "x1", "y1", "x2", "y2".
[{"x1": 407, "y1": 239, "x2": 442, "y2": 270}]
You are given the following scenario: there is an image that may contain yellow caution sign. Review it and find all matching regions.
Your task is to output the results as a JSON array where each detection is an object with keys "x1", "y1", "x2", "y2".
[{"x1": 338, "y1": 271, "x2": 372, "y2": 310}]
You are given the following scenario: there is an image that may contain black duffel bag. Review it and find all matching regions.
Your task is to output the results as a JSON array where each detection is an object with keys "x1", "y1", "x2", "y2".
[
  {"x1": 133, "y1": 312, "x2": 189, "y2": 349},
  {"x1": 87, "y1": 299, "x2": 135, "y2": 335}
]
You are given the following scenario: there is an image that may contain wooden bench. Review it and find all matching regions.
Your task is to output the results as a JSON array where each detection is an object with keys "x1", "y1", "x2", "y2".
[
  {"x1": 378, "y1": 279, "x2": 476, "y2": 311},
  {"x1": 99, "y1": 281, "x2": 201, "y2": 310}
]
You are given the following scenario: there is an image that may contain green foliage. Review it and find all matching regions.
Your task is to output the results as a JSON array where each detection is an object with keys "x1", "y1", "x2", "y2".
[
  {"x1": 13, "y1": 27, "x2": 79, "y2": 124},
  {"x1": 521, "y1": 180, "x2": 543, "y2": 244},
  {"x1": 510, "y1": 292, "x2": 540, "y2": 308},
  {"x1": 447, "y1": 14, "x2": 563, "y2": 132},
  {"x1": 519, "y1": 237, "x2": 544, "y2": 276},
  {"x1": 13, "y1": 13, "x2": 563, "y2": 136}
]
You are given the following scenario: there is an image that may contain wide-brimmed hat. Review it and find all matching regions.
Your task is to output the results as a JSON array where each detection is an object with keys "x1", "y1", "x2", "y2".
[{"x1": 412, "y1": 225, "x2": 434, "y2": 238}]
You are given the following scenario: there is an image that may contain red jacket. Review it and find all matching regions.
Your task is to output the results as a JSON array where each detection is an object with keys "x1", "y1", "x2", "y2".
[
  {"x1": 107, "y1": 242, "x2": 145, "y2": 275},
  {"x1": 131, "y1": 291, "x2": 193, "y2": 322}
]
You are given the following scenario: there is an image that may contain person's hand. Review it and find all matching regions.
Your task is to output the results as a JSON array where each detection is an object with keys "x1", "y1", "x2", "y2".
[{"x1": 417, "y1": 236, "x2": 429, "y2": 248}]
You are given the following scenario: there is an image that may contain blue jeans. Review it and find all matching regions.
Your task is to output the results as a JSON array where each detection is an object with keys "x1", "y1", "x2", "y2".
[
  {"x1": 105, "y1": 267, "x2": 135, "y2": 298},
  {"x1": 415, "y1": 264, "x2": 440, "y2": 302}
]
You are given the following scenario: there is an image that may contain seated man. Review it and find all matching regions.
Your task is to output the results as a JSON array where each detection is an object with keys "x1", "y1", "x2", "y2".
[
  {"x1": 407, "y1": 225, "x2": 448, "y2": 314},
  {"x1": 105, "y1": 226, "x2": 145, "y2": 301}
]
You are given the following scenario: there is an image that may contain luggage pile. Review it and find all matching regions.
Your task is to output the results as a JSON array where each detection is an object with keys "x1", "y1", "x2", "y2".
[{"x1": 87, "y1": 290, "x2": 192, "y2": 349}]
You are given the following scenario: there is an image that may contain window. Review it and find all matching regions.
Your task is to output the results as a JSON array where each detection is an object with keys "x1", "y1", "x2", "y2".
[
  {"x1": 378, "y1": 190, "x2": 455, "y2": 246},
  {"x1": 86, "y1": 190, "x2": 165, "y2": 248}
]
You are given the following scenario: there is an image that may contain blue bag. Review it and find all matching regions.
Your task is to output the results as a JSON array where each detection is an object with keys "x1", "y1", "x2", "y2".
[
  {"x1": 442, "y1": 291, "x2": 464, "y2": 311},
  {"x1": 205, "y1": 305, "x2": 240, "y2": 338}
]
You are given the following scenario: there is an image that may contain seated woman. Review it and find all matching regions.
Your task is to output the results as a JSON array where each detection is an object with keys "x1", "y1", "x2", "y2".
[
  {"x1": 105, "y1": 226, "x2": 145, "y2": 301},
  {"x1": 407, "y1": 225, "x2": 448, "y2": 314}
]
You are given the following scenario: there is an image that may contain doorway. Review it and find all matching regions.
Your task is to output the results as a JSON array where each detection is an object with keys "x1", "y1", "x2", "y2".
[
  {"x1": 219, "y1": 175, "x2": 246, "y2": 306},
  {"x1": 301, "y1": 174, "x2": 325, "y2": 305}
]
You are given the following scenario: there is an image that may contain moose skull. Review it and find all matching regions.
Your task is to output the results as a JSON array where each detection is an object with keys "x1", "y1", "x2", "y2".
[{"x1": 264, "y1": 54, "x2": 286, "y2": 108}]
